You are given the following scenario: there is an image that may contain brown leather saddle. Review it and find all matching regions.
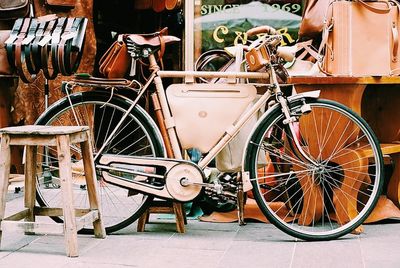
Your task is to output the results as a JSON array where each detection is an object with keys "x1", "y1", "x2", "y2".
[{"x1": 125, "y1": 27, "x2": 180, "y2": 59}]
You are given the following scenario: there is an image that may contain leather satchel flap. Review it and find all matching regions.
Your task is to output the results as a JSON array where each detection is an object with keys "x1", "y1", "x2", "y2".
[
  {"x1": 0, "y1": 0, "x2": 28, "y2": 10},
  {"x1": 167, "y1": 83, "x2": 257, "y2": 153}
]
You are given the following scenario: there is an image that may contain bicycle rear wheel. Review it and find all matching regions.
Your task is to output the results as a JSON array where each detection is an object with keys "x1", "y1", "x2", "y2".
[
  {"x1": 35, "y1": 90, "x2": 165, "y2": 234},
  {"x1": 246, "y1": 98, "x2": 383, "y2": 240}
]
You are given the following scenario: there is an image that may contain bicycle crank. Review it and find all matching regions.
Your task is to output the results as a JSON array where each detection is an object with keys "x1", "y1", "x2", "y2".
[{"x1": 98, "y1": 154, "x2": 204, "y2": 202}]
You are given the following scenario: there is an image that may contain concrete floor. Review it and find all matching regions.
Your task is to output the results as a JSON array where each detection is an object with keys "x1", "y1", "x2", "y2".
[{"x1": 1, "y1": 191, "x2": 400, "y2": 268}]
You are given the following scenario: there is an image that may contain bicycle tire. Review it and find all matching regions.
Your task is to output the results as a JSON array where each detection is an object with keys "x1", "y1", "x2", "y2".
[
  {"x1": 35, "y1": 90, "x2": 165, "y2": 234},
  {"x1": 245, "y1": 98, "x2": 384, "y2": 241}
]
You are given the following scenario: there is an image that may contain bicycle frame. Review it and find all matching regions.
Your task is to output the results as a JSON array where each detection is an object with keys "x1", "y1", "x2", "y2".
[
  {"x1": 94, "y1": 53, "x2": 318, "y2": 170},
  {"x1": 94, "y1": 54, "x2": 271, "y2": 166}
]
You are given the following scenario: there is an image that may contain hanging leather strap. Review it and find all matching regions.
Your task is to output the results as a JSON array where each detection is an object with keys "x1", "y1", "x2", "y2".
[
  {"x1": 57, "y1": 17, "x2": 75, "y2": 75},
  {"x1": 41, "y1": 18, "x2": 65, "y2": 79},
  {"x1": 58, "y1": 17, "x2": 85, "y2": 76},
  {"x1": 40, "y1": 19, "x2": 57, "y2": 79},
  {"x1": 23, "y1": 18, "x2": 40, "y2": 75},
  {"x1": 13, "y1": 18, "x2": 34, "y2": 83},
  {"x1": 5, "y1": 18, "x2": 23, "y2": 69}
]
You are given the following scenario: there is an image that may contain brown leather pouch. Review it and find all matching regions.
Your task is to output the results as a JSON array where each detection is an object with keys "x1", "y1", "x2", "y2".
[
  {"x1": 152, "y1": 0, "x2": 165, "y2": 12},
  {"x1": 99, "y1": 37, "x2": 130, "y2": 78},
  {"x1": 245, "y1": 45, "x2": 270, "y2": 72},
  {"x1": 134, "y1": 0, "x2": 152, "y2": 10},
  {"x1": 0, "y1": 30, "x2": 13, "y2": 75},
  {"x1": 45, "y1": 0, "x2": 76, "y2": 8},
  {"x1": 165, "y1": 0, "x2": 182, "y2": 10},
  {"x1": 298, "y1": 0, "x2": 332, "y2": 41}
]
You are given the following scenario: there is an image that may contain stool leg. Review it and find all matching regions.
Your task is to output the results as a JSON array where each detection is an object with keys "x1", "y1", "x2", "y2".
[
  {"x1": 172, "y1": 202, "x2": 185, "y2": 233},
  {"x1": 25, "y1": 146, "x2": 37, "y2": 224},
  {"x1": 0, "y1": 134, "x2": 11, "y2": 247},
  {"x1": 81, "y1": 138, "x2": 106, "y2": 238},
  {"x1": 137, "y1": 208, "x2": 150, "y2": 232},
  {"x1": 56, "y1": 135, "x2": 78, "y2": 257}
]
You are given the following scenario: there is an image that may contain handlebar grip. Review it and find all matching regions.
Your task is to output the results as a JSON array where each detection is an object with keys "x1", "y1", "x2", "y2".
[
  {"x1": 246, "y1": 25, "x2": 277, "y2": 37},
  {"x1": 277, "y1": 46, "x2": 295, "y2": 62}
]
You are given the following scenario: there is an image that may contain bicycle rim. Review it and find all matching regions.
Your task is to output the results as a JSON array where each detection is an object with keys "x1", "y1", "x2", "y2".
[
  {"x1": 35, "y1": 91, "x2": 165, "y2": 234},
  {"x1": 248, "y1": 98, "x2": 383, "y2": 240}
]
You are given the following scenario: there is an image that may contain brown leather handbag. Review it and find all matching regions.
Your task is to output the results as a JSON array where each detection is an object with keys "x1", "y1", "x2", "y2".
[
  {"x1": 0, "y1": 30, "x2": 12, "y2": 75},
  {"x1": 45, "y1": 0, "x2": 76, "y2": 8},
  {"x1": 321, "y1": 0, "x2": 392, "y2": 76},
  {"x1": 298, "y1": 0, "x2": 332, "y2": 41},
  {"x1": 152, "y1": 0, "x2": 165, "y2": 12},
  {"x1": 134, "y1": 0, "x2": 152, "y2": 10},
  {"x1": 99, "y1": 36, "x2": 131, "y2": 78},
  {"x1": 0, "y1": 0, "x2": 30, "y2": 20},
  {"x1": 165, "y1": 0, "x2": 182, "y2": 10}
]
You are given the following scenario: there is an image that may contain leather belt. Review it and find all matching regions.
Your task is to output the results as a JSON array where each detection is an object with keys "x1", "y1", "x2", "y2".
[
  {"x1": 5, "y1": 18, "x2": 24, "y2": 71},
  {"x1": 5, "y1": 16, "x2": 87, "y2": 83},
  {"x1": 60, "y1": 17, "x2": 87, "y2": 76},
  {"x1": 57, "y1": 17, "x2": 77, "y2": 76},
  {"x1": 30, "y1": 20, "x2": 49, "y2": 74},
  {"x1": 13, "y1": 18, "x2": 34, "y2": 83},
  {"x1": 41, "y1": 18, "x2": 63, "y2": 80}
]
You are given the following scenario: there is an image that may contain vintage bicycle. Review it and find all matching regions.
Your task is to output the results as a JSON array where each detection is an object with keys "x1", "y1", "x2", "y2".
[{"x1": 33, "y1": 26, "x2": 383, "y2": 241}]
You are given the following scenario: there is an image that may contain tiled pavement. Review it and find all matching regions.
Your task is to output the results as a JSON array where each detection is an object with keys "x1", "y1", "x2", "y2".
[{"x1": 1, "y1": 192, "x2": 400, "y2": 268}]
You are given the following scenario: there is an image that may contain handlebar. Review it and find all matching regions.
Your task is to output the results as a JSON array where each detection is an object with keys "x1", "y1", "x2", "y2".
[
  {"x1": 246, "y1": 25, "x2": 277, "y2": 37},
  {"x1": 246, "y1": 25, "x2": 295, "y2": 63}
]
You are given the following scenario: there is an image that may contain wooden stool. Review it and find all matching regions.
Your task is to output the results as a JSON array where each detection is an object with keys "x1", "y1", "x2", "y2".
[
  {"x1": 0, "y1": 125, "x2": 106, "y2": 257},
  {"x1": 137, "y1": 201, "x2": 187, "y2": 233}
]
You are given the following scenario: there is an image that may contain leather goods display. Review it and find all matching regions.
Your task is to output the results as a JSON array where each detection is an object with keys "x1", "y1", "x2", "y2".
[
  {"x1": 298, "y1": 0, "x2": 332, "y2": 41},
  {"x1": 165, "y1": 0, "x2": 182, "y2": 10},
  {"x1": 0, "y1": 30, "x2": 12, "y2": 75},
  {"x1": 5, "y1": 16, "x2": 88, "y2": 82},
  {"x1": 321, "y1": 0, "x2": 392, "y2": 76},
  {"x1": 166, "y1": 83, "x2": 257, "y2": 153},
  {"x1": 45, "y1": 0, "x2": 76, "y2": 8},
  {"x1": 99, "y1": 35, "x2": 130, "y2": 78},
  {"x1": 0, "y1": 0, "x2": 30, "y2": 20}
]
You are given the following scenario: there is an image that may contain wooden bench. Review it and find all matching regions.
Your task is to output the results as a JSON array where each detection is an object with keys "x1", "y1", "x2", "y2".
[{"x1": 0, "y1": 125, "x2": 106, "y2": 257}]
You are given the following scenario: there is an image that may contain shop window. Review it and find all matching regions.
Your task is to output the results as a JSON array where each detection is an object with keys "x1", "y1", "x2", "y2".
[{"x1": 192, "y1": 0, "x2": 303, "y2": 67}]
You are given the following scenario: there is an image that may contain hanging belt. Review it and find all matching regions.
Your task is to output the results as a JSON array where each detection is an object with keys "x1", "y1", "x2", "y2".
[{"x1": 41, "y1": 18, "x2": 65, "y2": 80}]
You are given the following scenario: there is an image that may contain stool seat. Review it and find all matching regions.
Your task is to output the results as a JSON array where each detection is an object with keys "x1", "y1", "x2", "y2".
[
  {"x1": 0, "y1": 125, "x2": 89, "y2": 135},
  {"x1": 0, "y1": 125, "x2": 106, "y2": 257}
]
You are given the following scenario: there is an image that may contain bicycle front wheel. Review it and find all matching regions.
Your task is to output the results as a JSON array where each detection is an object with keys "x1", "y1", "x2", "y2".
[
  {"x1": 35, "y1": 90, "x2": 165, "y2": 234},
  {"x1": 246, "y1": 98, "x2": 383, "y2": 241}
]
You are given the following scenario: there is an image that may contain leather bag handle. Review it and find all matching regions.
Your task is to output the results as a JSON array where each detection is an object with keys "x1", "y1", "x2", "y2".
[{"x1": 357, "y1": 0, "x2": 391, "y2": 14}]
